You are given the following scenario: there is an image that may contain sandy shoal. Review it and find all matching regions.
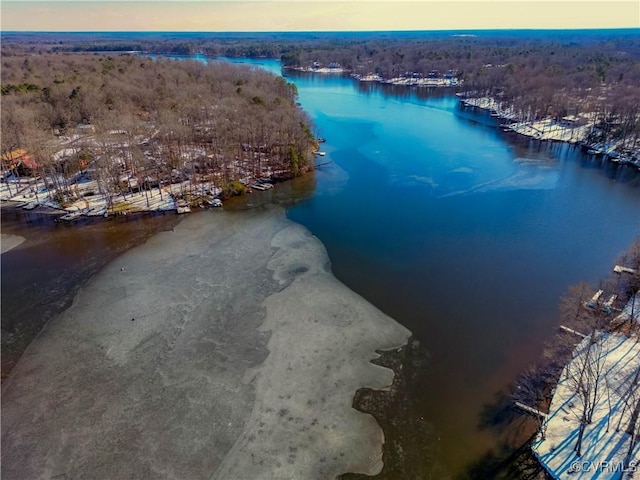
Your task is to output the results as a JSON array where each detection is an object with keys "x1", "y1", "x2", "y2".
[
  {"x1": 1, "y1": 233, "x2": 26, "y2": 254},
  {"x1": 1, "y1": 207, "x2": 410, "y2": 479}
]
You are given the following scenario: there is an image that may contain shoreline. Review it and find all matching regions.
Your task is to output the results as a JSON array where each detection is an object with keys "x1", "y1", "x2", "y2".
[
  {"x1": 1, "y1": 207, "x2": 411, "y2": 479},
  {"x1": 510, "y1": 247, "x2": 640, "y2": 479},
  {"x1": 532, "y1": 331, "x2": 640, "y2": 479},
  {"x1": 283, "y1": 64, "x2": 461, "y2": 88},
  {"x1": 0, "y1": 172, "x2": 304, "y2": 224},
  {"x1": 458, "y1": 95, "x2": 640, "y2": 170}
]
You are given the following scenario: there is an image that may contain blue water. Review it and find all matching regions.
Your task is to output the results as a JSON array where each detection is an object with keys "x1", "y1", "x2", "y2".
[{"x1": 186, "y1": 55, "x2": 640, "y2": 476}]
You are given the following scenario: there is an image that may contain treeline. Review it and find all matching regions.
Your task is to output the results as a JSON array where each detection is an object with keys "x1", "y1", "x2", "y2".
[
  {"x1": 4, "y1": 31, "x2": 640, "y2": 150},
  {"x1": 1, "y1": 53, "x2": 315, "y2": 202},
  {"x1": 274, "y1": 33, "x2": 640, "y2": 140},
  {"x1": 5, "y1": 31, "x2": 640, "y2": 84},
  {"x1": 6, "y1": 31, "x2": 640, "y2": 80}
]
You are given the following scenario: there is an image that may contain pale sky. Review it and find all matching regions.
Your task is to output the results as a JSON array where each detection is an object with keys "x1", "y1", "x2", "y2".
[{"x1": 1, "y1": 1, "x2": 639, "y2": 32}]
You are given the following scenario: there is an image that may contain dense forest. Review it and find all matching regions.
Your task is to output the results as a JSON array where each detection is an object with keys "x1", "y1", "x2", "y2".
[
  {"x1": 1, "y1": 52, "x2": 315, "y2": 207},
  {"x1": 2, "y1": 30, "x2": 640, "y2": 207},
  {"x1": 4, "y1": 31, "x2": 640, "y2": 152},
  {"x1": 277, "y1": 32, "x2": 640, "y2": 151},
  {"x1": 6, "y1": 30, "x2": 640, "y2": 85}
]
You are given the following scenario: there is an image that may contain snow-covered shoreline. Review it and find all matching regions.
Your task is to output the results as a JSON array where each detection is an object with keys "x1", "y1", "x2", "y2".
[
  {"x1": 0, "y1": 176, "x2": 215, "y2": 219},
  {"x1": 285, "y1": 65, "x2": 346, "y2": 74},
  {"x1": 533, "y1": 331, "x2": 640, "y2": 480},
  {"x1": 1, "y1": 207, "x2": 411, "y2": 479},
  {"x1": 459, "y1": 95, "x2": 640, "y2": 169}
]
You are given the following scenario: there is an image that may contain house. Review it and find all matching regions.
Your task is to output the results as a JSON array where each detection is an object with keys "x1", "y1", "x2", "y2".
[{"x1": 1, "y1": 149, "x2": 39, "y2": 176}]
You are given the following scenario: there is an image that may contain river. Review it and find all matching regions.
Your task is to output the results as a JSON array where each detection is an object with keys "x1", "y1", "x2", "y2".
[
  {"x1": 222, "y1": 57, "x2": 640, "y2": 477},
  {"x1": 3, "y1": 55, "x2": 640, "y2": 478}
]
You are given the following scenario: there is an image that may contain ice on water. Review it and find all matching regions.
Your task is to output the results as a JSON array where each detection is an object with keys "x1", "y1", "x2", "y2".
[{"x1": 1, "y1": 207, "x2": 410, "y2": 479}]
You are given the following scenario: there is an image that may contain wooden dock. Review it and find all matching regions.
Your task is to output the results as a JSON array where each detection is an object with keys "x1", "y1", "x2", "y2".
[
  {"x1": 514, "y1": 401, "x2": 548, "y2": 419},
  {"x1": 559, "y1": 325, "x2": 587, "y2": 338},
  {"x1": 602, "y1": 294, "x2": 617, "y2": 313},
  {"x1": 614, "y1": 265, "x2": 638, "y2": 275},
  {"x1": 585, "y1": 289, "x2": 603, "y2": 308}
]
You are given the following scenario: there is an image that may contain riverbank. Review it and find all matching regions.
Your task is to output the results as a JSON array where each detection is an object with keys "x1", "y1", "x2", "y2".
[
  {"x1": 285, "y1": 65, "x2": 346, "y2": 74},
  {"x1": 0, "y1": 175, "x2": 290, "y2": 222},
  {"x1": 533, "y1": 331, "x2": 640, "y2": 479},
  {"x1": 282, "y1": 65, "x2": 460, "y2": 87},
  {"x1": 353, "y1": 73, "x2": 460, "y2": 87},
  {"x1": 1, "y1": 207, "x2": 410, "y2": 479},
  {"x1": 0, "y1": 179, "x2": 217, "y2": 220},
  {"x1": 458, "y1": 95, "x2": 640, "y2": 170},
  {"x1": 509, "y1": 244, "x2": 640, "y2": 479}
]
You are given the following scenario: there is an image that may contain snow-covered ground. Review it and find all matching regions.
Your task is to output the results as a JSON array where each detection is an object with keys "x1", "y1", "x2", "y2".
[
  {"x1": 462, "y1": 97, "x2": 593, "y2": 143},
  {"x1": 64, "y1": 180, "x2": 176, "y2": 215},
  {"x1": 1, "y1": 126, "x2": 230, "y2": 217},
  {"x1": 462, "y1": 96, "x2": 516, "y2": 118},
  {"x1": 533, "y1": 332, "x2": 640, "y2": 479},
  {"x1": 0, "y1": 174, "x2": 226, "y2": 217},
  {"x1": 461, "y1": 96, "x2": 640, "y2": 166},
  {"x1": 384, "y1": 76, "x2": 459, "y2": 87},
  {"x1": 288, "y1": 66, "x2": 346, "y2": 74},
  {"x1": 0, "y1": 178, "x2": 40, "y2": 203},
  {"x1": 614, "y1": 294, "x2": 640, "y2": 325},
  {"x1": 508, "y1": 119, "x2": 592, "y2": 143}
]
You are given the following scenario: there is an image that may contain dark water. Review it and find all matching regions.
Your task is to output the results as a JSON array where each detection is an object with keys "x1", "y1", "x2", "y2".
[
  {"x1": 3, "y1": 53, "x2": 639, "y2": 477},
  {"x1": 0, "y1": 210, "x2": 180, "y2": 378},
  {"x1": 224, "y1": 58, "x2": 640, "y2": 476}
]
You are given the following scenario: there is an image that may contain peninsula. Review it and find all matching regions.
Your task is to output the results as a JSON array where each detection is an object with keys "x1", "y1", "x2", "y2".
[{"x1": 1, "y1": 52, "x2": 316, "y2": 217}]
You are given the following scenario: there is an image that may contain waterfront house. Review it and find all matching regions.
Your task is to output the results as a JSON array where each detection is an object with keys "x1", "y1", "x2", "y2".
[{"x1": 1, "y1": 149, "x2": 39, "y2": 176}]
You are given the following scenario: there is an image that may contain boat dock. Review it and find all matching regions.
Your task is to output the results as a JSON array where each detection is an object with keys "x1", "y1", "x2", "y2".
[
  {"x1": 602, "y1": 294, "x2": 617, "y2": 313},
  {"x1": 250, "y1": 182, "x2": 273, "y2": 191},
  {"x1": 585, "y1": 289, "x2": 603, "y2": 308},
  {"x1": 559, "y1": 325, "x2": 587, "y2": 338},
  {"x1": 514, "y1": 401, "x2": 548, "y2": 419},
  {"x1": 614, "y1": 264, "x2": 638, "y2": 275}
]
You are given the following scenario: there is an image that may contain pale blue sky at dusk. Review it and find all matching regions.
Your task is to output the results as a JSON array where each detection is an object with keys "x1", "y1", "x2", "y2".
[{"x1": 2, "y1": 1, "x2": 639, "y2": 32}]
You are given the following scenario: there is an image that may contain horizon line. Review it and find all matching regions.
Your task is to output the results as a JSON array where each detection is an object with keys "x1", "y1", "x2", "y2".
[{"x1": 4, "y1": 27, "x2": 640, "y2": 34}]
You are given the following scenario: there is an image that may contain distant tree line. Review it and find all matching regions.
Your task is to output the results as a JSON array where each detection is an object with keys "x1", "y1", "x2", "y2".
[
  {"x1": 270, "y1": 33, "x2": 640, "y2": 150},
  {"x1": 6, "y1": 31, "x2": 640, "y2": 83},
  {"x1": 4, "y1": 31, "x2": 640, "y2": 148},
  {"x1": 1, "y1": 53, "x2": 315, "y2": 203}
]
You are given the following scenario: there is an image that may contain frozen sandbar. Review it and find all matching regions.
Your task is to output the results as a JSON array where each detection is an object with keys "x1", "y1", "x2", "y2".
[
  {"x1": 1, "y1": 233, "x2": 26, "y2": 254},
  {"x1": 1, "y1": 207, "x2": 410, "y2": 479}
]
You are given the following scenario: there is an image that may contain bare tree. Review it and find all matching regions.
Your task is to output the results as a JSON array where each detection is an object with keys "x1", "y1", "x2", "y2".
[
  {"x1": 615, "y1": 363, "x2": 640, "y2": 471},
  {"x1": 560, "y1": 282, "x2": 595, "y2": 329},
  {"x1": 565, "y1": 332, "x2": 608, "y2": 456}
]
